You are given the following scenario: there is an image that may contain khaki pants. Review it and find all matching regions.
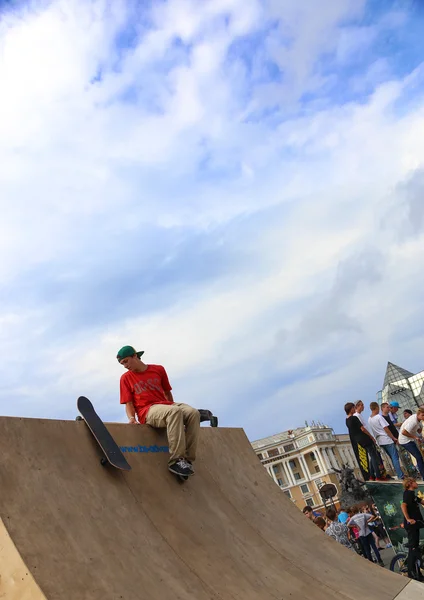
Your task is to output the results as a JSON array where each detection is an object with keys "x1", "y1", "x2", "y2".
[{"x1": 145, "y1": 403, "x2": 200, "y2": 465}]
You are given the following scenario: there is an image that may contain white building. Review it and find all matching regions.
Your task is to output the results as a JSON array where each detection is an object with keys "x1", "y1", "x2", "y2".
[{"x1": 251, "y1": 423, "x2": 360, "y2": 511}]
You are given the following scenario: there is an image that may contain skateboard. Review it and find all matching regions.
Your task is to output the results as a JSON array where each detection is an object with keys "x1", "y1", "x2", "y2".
[
  {"x1": 76, "y1": 396, "x2": 131, "y2": 471},
  {"x1": 198, "y1": 409, "x2": 218, "y2": 427}
]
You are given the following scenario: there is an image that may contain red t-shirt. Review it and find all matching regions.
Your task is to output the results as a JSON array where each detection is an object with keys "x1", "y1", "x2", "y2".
[{"x1": 119, "y1": 364, "x2": 173, "y2": 424}]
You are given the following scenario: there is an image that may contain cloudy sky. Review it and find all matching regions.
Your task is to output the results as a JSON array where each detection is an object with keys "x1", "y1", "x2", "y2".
[{"x1": 1, "y1": 0, "x2": 424, "y2": 441}]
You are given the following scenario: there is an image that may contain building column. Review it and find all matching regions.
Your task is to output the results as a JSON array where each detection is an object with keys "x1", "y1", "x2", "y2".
[
  {"x1": 282, "y1": 460, "x2": 295, "y2": 486},
  {"x1": 268, "y1": 466, "x2": 279, "y2": 484},
  {"x1": 328, "y1": 447, "x2": 339, "y2": 470},
  {"x1": 348, "y1": 447, "x2": 357, "y2": 468},
  {"x1": 321, "y1": 448, "x2": 332, "y2": 471},
  {"x1": 314, "y1": 449, "x2": 327, "y2": 474},
  {"x1": 338, "y1": 446, "x2": 347, "y2": 467},
  {"x1": 299, "y1": 454, "x2": 311, "y2": 479},
  {"x1": 328, "y1": 447, "x2": 337, "y2": 470},
  {"x1": 322, "y1": 448, "x2": 330, "y2": 470}
]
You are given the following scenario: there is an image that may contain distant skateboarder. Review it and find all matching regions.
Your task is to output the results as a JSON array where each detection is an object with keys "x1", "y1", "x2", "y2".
[{"x1": 117, "y1": 345, "x2": 200, "y2": 478}]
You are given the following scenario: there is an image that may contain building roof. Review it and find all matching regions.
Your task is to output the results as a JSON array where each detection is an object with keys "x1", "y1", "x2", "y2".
[
  {"x1": 251, "y1": 424, "x2": 330, "y2": 449},
  {"x1": 383, "y1": 362, "x2": 414, "y2": 388}
]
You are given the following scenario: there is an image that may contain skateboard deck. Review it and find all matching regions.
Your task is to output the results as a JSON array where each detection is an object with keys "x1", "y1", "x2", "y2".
[{"x1": 76, "y1": 396, "x2": 131, "y2": 471}]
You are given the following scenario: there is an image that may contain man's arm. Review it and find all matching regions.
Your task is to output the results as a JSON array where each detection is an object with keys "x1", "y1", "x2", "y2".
[
  {"x1": 400, "y1": 427, "x2": 419, "y2": 441},
  {"x1": 120, "y1": 377, "x2": 137, "y2": 423},
  {"x1": 401, "y1": 502, "x2": 416, "y2": 524},
  {"x1": 366, "y1": 515, "x2": 378, "y2": 524},
  {"x1": 164, "y1": 390, "x2": 174, "y2": 403},
  {"x1": 160, "y1": 366, "x2": 174, "y2": 403},
  {"x1": 125, "y1": 401, "x2": 137, "y2": 423},
  {"x1": 360, "y1": 425, "x2": 376, "y2": 444},
  {"x1": 383, "y1": 425, "x2": 398, "y2": 443}
]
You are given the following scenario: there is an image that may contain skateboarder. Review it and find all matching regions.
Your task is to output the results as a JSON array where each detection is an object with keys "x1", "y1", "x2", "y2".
[{"x1": 117, "y1": 345, "x2": 200, "y2": 478}]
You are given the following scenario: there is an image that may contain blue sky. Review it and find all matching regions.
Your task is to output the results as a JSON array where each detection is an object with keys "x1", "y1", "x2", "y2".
[{"x1": 1, "y1": 0, "x2": 424, "y2": 441}]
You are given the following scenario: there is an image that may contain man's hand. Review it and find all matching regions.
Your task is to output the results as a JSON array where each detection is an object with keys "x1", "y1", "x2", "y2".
[
  {"x1": 407, "y1": 518, "x2": 416, "y2": 525},
  {"x1": 128, "y1": 417, "x2": 137, "y2": 424}
]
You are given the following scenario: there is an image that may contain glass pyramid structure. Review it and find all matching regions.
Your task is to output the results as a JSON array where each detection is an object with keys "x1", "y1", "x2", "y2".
[
  {"x1": 383, "y1": 362, "x2": 414, "y2": 388},
  {"x1": 380, "y1": 362, "x2": 424, "y2": 410}
]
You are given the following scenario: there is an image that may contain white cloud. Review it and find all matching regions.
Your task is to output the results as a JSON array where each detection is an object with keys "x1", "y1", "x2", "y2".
[{"x1": 0, "y1": 0, "x2": 424, "y2": 439}]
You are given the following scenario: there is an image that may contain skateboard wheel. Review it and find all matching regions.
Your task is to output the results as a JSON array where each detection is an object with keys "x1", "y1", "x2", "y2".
[
  {"x1": 210, "y1": 416, "x2": 218, "y2": 427},
  {"x1": 100, "y1": 457, "x2": 108, "y2": 466},
  {"x1": 76, "y1": 416, "x2": 83, "y2": 421}
]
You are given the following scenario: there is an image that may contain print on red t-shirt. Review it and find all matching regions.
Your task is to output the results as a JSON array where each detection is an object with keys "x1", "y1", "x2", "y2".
[{"x1": 120, "y1": 364, "x2": 173, "y2": 424}]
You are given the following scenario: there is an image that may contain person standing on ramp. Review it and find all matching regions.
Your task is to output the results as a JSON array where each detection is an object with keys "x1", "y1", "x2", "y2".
[{"x1": 117, "y1": 345, "x2": 200, "y2": 478}]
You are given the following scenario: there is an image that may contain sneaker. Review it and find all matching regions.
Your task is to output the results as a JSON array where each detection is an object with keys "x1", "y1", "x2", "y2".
[
  {"x1": 168, "y1": 459, "x2": 193, "y2": 477},
  {"x1": 378, "y1": 560, "x2": 384, "y2": 567},
  {"x1": 185, "y1": 460, "x2": 195, "y2": 473}
]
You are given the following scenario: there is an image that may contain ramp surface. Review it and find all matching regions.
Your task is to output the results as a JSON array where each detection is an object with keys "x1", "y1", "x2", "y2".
[{"x1": 0, "y1": 416, "x2": 419, "y2": 599}]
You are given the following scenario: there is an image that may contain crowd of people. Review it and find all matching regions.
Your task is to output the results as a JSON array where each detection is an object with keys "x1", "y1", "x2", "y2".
[
  {"x1": 303, "y1": 477, "x2": 424, "y2": 580},
  {"x1": 302, "y1": 398, "x2": 424, "y2": 580},
  {"x1": 344, "y1": 400, "x2": 424, "y2": 481},
  {"x1": 303, "y1": 503, "x2": 389, "y2": 565}
]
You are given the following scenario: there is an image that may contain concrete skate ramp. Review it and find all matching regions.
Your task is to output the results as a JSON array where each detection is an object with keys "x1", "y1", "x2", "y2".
[{"x1": 0, "y1": 416, "x2": 420, "y2": 599}]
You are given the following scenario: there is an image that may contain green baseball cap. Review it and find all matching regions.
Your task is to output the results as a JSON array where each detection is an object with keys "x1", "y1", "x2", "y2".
[{"x1": 116, "y1": 345, "x2": 144, "y2": 362}]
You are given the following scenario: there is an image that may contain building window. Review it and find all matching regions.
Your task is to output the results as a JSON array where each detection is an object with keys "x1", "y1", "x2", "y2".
[
  {"x1": 289, "y1": 459, "x2": 296, "y2": 469},
  {"x1": 294, "y1": 472, "x2": 301, "y2": 481},
  {"x1": 272, "y1": 465, "x2": 280, "y2": 474},
  {"x1": 268, "y1": 448, "x2": 280, "y2": 458},
  {"x1": 300, "y1": 484, "x2": 309, "y2": 494},
  {"x1": 284, "y1": 443, "x2": 295, "y2": 452},
  {"x1": 305, "y1": 498, "x2": 314, "y2": 507},
  {"x1": 309, "y1": 452, "x2": 316, "y2": 461},
  {"x1": 315, "y1": 465, "x2": 321, "y2": 473},
  {"x1": 315, "y1": 479, "x2": 323, "y2": 490},
  {"x1": 284, "y1": 490, "x2": 291, "y2": 498},
  {"x1": 277, "y1": 478, "x2": 283, "y2": 487},
  {"x1": 257, "y1": 453, "x2": 263, "y2": 460}
]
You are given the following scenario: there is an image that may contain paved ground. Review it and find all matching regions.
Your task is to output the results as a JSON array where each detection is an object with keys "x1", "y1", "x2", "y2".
[{"x1": 380, "y1": 547, "x2": 397, "y2": 570}]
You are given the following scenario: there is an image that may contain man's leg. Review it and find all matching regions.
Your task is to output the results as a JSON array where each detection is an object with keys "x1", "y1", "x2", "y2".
[
  {"x1": 368, "y1": 532, "x2": 383, "y2": 564},
  {"x1": 368, "y1": 455, "x2": 376, "y2": 479},
  {"x1": 382, "y1": 444, "x2": 404, "y2": 479},
  {"x1": 367, "y1": 444, "x2": 382, "y2": 479},
  {"x1": 360, "y1": 535, "x2": 373, "y2": 561},
  {"x1": 401, "y1": 442, "x2": 424, "y2": 479},
  {"x1": 406, "y1": 524, "x2": 421, "y2": 579},
  {"x1": 145, "y1": 404, "x2": 186, "y2": 465},
  {"x1": 174, "y1": 403, "x2": 200, "y2": 463}
]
